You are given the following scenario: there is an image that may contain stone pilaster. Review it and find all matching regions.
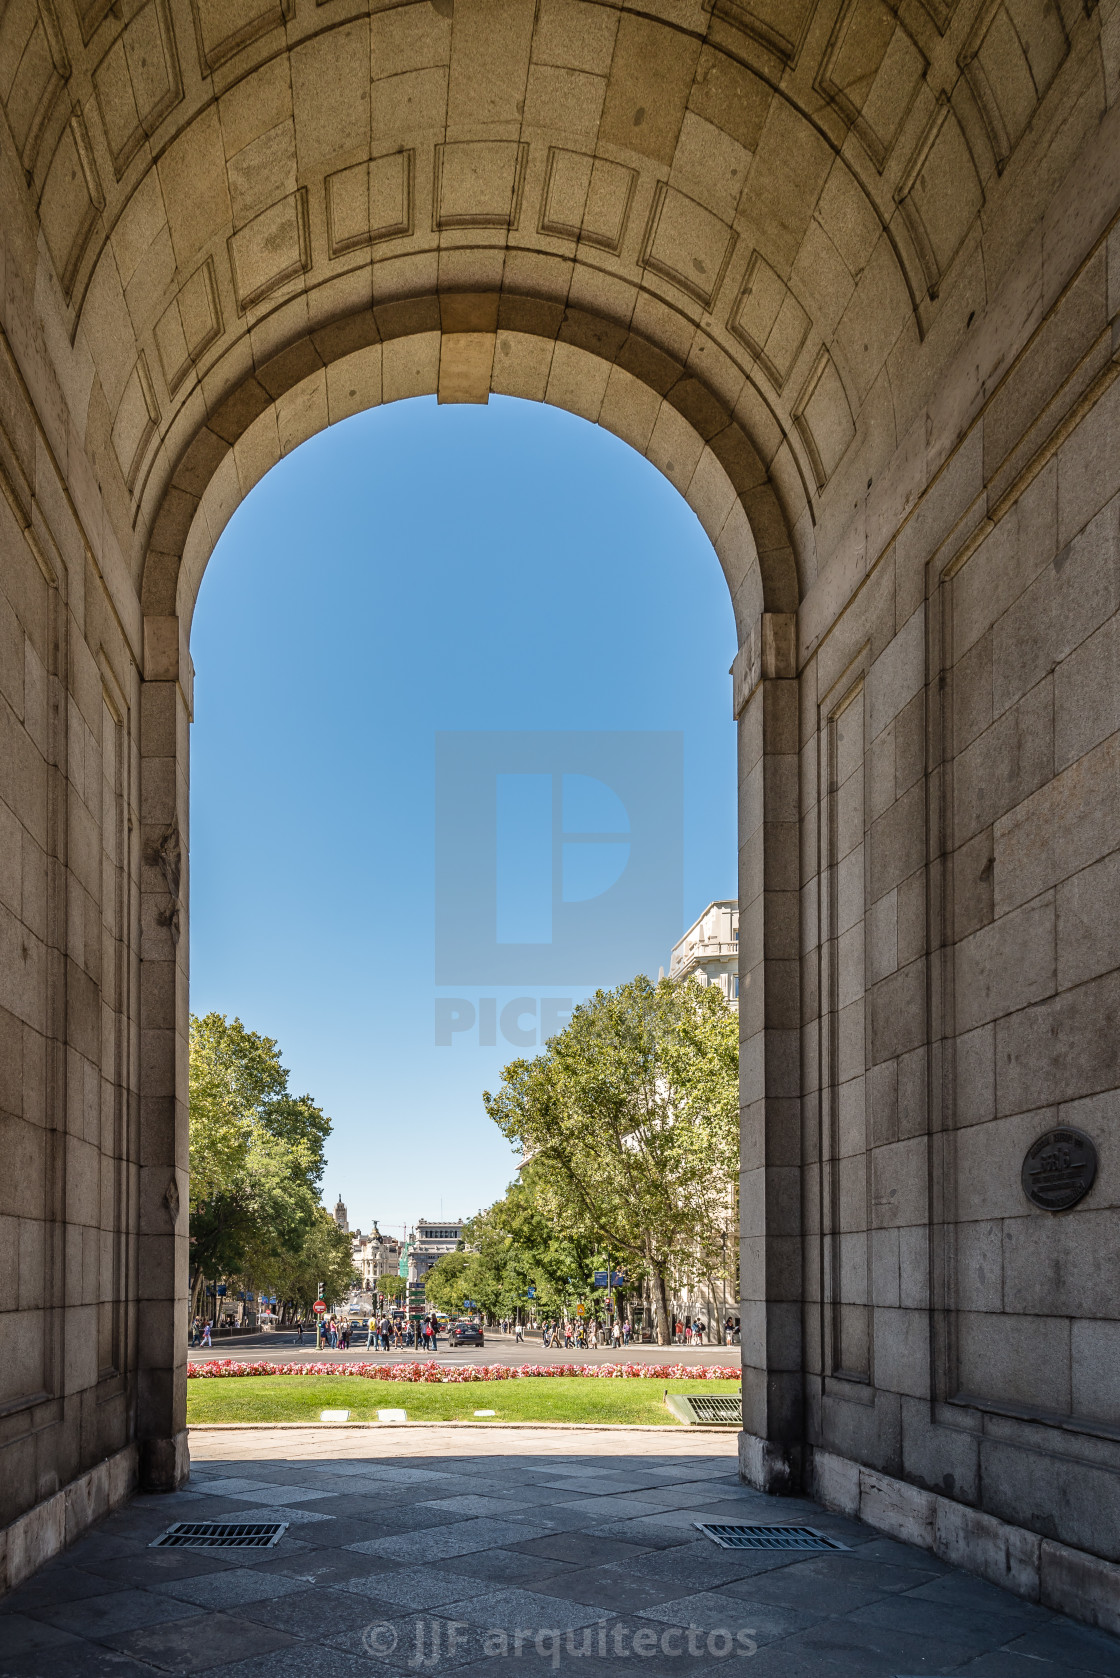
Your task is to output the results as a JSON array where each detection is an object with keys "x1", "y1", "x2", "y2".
[
  {"x1": 734, "y1": 613, "x2": 803, "y2": 1492},
  {"x1": 136, "y1": 622, "x2": 190, "y2": 1492}
]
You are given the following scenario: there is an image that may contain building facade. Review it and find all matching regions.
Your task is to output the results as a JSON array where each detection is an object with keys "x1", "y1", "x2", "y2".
[
  {"x1": 669, "y1": 900, "x2": 740, "y2": 1335},
  {"x1": 406, "y1": 1221, "x2": 465, "y2": 1286},
  {"x1": 350, "y1": 1223, "x2": 402, "y2": 1294},
  {"x1": 670, "y1": 900, "x2": 740, "y2": 1010},
  {"x1": 1, "y1": 0, "x2": 1119, "y2": 1629}
]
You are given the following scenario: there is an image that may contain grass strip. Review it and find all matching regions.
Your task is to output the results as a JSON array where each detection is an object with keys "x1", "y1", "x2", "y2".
[{"x1": 186, "y1": 1374, "x2": 741, "y2": 1427}]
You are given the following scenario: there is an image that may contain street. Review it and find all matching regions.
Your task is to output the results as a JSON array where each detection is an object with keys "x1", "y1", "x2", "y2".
[{"x1": 187, "y1": 1328, "x2": 738, "y2": 1368}]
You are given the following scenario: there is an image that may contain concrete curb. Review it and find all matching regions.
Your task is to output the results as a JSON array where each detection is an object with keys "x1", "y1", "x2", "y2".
[{"x1": 187, "y1": 1420, "x2": 733, "y2": 1433}]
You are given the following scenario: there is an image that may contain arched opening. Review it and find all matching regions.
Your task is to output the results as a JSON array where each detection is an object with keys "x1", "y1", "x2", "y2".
[
  {"x1": 188, "y1": 388, "x2": 741, "y2": 1326},
  {"x1": 135, "y1": 306, "x2": 801, "y2": 1487}
]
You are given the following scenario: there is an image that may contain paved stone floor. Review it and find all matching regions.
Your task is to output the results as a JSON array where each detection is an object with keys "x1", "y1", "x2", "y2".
[{"x1": 3, "y1": 1426, "x2": 1120, "y2": 1678}]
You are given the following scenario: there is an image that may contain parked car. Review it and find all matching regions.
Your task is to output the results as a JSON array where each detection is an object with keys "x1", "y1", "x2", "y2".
[{"x1": 448, "y1": 1321, "x2": 484, "y2": 1347}]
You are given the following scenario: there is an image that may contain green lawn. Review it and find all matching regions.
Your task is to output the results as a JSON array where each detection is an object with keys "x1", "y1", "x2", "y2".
[{"x1": 186, "y1": 1375, "x2": 741, "y2": 1426}]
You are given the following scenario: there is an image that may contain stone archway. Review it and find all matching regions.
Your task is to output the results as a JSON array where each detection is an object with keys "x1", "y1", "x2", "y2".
[
  {"x1": 3, "y1": 0, "x2": 1120, "y2": 1626},
  {"x1": 134, "y1": 292, "x2": 803, "y2": 1494}
]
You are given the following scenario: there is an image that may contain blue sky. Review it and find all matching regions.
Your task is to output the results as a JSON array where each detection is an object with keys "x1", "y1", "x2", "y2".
[{"x1": 189, "y1": 394, "x2": 737, "y2": 1240}]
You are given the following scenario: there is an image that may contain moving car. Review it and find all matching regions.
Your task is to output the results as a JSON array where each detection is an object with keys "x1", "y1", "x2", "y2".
[{"x1": 448, "y1": 1321, "x2": 484, "y2": 1347}]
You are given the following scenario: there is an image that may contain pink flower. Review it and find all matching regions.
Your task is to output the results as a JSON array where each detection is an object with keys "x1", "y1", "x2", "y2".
[{"x1": 187, "y1": 1358, "x2": 740, "y2": 1382}]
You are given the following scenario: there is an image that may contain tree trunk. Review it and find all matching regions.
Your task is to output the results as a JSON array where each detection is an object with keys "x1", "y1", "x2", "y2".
[
  {"x1": 650, "y1": 1262, "x2": 671, "y2": 1345},
  {"x1": 189, "y1": 1268, "x2": 205, "y2": 1324}
]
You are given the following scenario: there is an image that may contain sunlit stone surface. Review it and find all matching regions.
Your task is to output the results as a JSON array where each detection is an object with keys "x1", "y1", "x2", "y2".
[{"x1": 1, "y1": 0, "x2": 1119, "y2": 1629}]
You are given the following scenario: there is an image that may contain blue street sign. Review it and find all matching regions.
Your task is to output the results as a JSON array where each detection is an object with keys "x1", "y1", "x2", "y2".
[
  {"x1": 527, "y1": 1287, "x2": 536, "y2": 1298},
  {"x1": 592, "y1": 1270, "x2": 625, "y2": 1288},
  {"x1": 216, "y1": 1284, "x2": 227, "y2": 1296}
]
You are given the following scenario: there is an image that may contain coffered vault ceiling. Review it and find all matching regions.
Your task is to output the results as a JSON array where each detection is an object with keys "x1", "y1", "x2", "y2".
[{"x1": 0, "y1": 0, "x2": 1099, "y2": 615}]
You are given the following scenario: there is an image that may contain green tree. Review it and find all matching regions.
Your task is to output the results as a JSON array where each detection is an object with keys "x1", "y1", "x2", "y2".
[
  {"x1": 188, "y1": 1012, "x2": 331, "y2": 1319},
  {"x1": 423, "y1": 1251, "x2": 473, "y2": 1315},
  {"x1": 457, "y1": 1178, "x2": 599, "y2": 1322},
  {"x1": 483, "y1": 975, "x2": 738, "y2": 1343},
  {"x1": 375, "y1": 1273, "x2": 406, "y2": 1303},
  {"x1": 269, "y1": 1208, "x2": 356, "y2": 1316}
]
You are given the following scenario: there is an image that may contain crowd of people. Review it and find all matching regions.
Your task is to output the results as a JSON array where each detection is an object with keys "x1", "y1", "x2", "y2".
[
  {"x1": 536, "y1": 1318, "x2": 627, "y2": 1349},
  {"x1": 298, "y1": 1314, "x2": 445, "y2": 1351},
  {"x1": 527, "y1": 1314, "x2": 741, "y2": 1348},
  {"x1": 189, "y1": 1307, "x2": 742, "y2": 1350}
]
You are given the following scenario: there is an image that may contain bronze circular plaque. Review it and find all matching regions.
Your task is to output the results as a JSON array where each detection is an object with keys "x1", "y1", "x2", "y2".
[{"x1": 1021, "y1": 1128, "x2": 1098, "y2": 1212}]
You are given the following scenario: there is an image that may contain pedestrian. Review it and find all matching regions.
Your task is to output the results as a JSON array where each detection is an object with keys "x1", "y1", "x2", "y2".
[
  {"x1": 190, "y1": 1317, "x2": 200, "y2": 1347},
  {"x1": 201, "y1": 1319, "x2": 212, "y2": 1349},
  {"x1": 611, "y1": 1319, "x2": 621, "y2": 1347},
  {"x1": 515, "y1": 1320, "x2": 524, "y2": 1343},
  {"x1": 381, "y1": 1316, "x2": 391, "y2": 1352},
  {"x1": 294, "y1": 1318, "x2": 303, "y2": 1344}
]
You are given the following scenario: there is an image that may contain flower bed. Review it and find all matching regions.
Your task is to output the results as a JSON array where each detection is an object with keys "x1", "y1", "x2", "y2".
[{"x1": 187, "y1": 1359, "x2": 740, "y2": 1382}]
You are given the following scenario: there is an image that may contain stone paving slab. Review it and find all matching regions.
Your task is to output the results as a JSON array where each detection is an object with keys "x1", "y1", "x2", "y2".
[{"x1": 2, "y1": 1426, "x2": 1119, "y2": 1677}]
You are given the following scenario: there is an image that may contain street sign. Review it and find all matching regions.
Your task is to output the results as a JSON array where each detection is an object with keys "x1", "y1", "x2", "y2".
[
  {"x1": 593, "y1": 1270, "x2": 626, "y2": 1288},
  {"x1": 576, "y1": 1303, "x2": 585, "y2": 1316},
  {"x1": 313, "y1": 1300, "x2": 327, "y2": 1313},
  {"x1": 527, "y1": 1286, "x2": 536, "y2": 1298}
]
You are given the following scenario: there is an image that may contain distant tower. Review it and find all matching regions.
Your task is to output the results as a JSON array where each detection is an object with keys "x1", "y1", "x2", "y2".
[{"x1": 334, "y1": 1196, "x2": 348, "y2": 1232}]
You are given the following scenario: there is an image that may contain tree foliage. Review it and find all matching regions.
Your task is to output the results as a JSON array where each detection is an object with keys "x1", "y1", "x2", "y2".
[
  {"x1": 188, "y1": 1012, "x2": 336, "y2": 1318},
  {"x1": 483, "y1": 976, "x2": 738, "y2": 1341},
  {"x1": 268, "y1": 1208, "x2": 356, "y2": 1315}
]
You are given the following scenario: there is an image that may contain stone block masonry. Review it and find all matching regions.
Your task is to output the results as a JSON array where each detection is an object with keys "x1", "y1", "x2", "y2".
[{"x1": 1, "y1": 0, "x2": 1119, "y2": 1616}]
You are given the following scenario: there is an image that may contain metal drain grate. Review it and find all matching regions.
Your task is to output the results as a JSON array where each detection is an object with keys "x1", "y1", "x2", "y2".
[
  {"x1": 694, "y1": 1523, "x2": 848, "y2": 1551},
  {"x1": 665, "y1": 1393, "x2": 742, "y2": 1426},
  {"x1": 151, "y1": 1520, "x2": 289, "y2": 1550}
]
